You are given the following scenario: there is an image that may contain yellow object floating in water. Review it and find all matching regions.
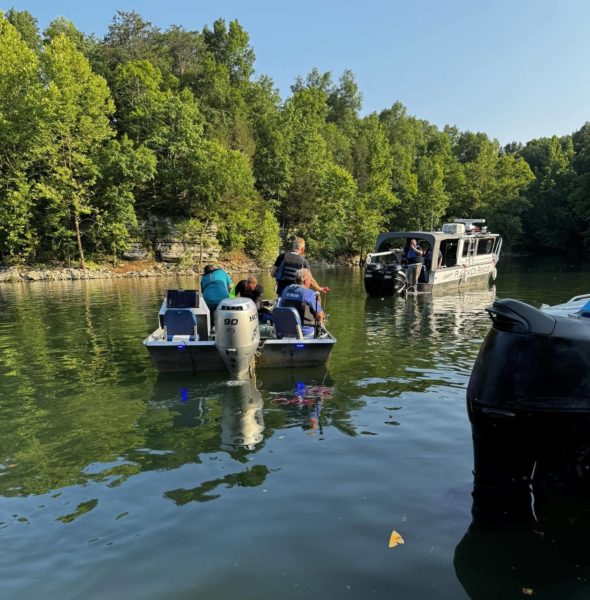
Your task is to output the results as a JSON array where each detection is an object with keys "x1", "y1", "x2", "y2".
[{"x1": 388, "y1": 530, "x2": 404, "y2": 548}]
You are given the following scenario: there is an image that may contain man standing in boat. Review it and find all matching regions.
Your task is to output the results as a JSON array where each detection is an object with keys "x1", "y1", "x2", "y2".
[
  {"x1": 271, "y1": 237, "x2": 329, "y2": 296},
  {"x1": 279, "y1": 268, "x2": 325, "y2": 337},
  {"x1": 406, "y1": 239, "x2": 424, "y2": 287}
]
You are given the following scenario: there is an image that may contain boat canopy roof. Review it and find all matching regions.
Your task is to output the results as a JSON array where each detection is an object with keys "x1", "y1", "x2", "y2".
[{"x1": 374, "y1": 229, "x2": 499, "y2": 252}]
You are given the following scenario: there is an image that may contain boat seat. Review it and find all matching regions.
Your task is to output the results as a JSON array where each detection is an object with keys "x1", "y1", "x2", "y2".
[
  {"x1": 273, "y1": 307, "x2": 303, "y2": 339},
  {"x1": 579, "y1": 300, "x2": 590, "y2": 318},
  {"x1": 163, "y1": 309, "x2": 197, "y2": 341}
]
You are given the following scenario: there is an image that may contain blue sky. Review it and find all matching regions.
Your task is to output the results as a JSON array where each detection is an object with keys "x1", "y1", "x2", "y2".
[{"x1": 5, "y1": 0, "x2": 590, "y2": 144}]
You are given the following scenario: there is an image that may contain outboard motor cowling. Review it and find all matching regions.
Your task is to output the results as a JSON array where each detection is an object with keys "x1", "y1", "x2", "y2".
[
  {"x1": 467, "y1": 298, "x2": 590, "y2": 491},
  {"x1": 364, "y1": 262, "x2": 406, "y2": 296},
  {"x1": 215, "y1": 298, "x2": 260, "y2": 379}
]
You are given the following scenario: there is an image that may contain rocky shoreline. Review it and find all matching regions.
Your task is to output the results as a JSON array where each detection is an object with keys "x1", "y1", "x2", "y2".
[{"x1": 0, "y1": 256, "x2": 358, "y2": 283}]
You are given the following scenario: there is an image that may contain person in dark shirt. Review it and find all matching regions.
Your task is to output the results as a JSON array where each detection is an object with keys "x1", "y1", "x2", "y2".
[
  {"x1": 235, "y1": 275, "x2": 263, "y2": 309},
  {"x1": 271, "y1": 237, "x2": 329, "y2": 296}
]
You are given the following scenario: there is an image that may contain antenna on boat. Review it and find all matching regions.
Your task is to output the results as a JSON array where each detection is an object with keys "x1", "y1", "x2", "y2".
[{"x1": 314, "y1": 291, "x2": 320, "y2": 339}]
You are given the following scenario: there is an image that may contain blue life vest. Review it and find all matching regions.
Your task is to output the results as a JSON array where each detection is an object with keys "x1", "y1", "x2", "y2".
[{"x1": 280, "y1": 284, "x2": 317, "y2": 328}]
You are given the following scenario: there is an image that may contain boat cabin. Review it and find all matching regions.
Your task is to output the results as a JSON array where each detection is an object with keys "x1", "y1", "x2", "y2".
[{"x1": 365, "y1": 219, "x2": 502, "y2": 295}]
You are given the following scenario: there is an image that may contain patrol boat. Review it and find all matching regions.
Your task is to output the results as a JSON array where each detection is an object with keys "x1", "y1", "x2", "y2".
[
  {"x1": 143, "y1": 289, "x2": 335, "y2": 379},
  {"x1": 467, "y1": 294, "x2": 590, "y2": 490},
  {"x1": 364, "y1": 219, "x2": 502, "y2": 296}
]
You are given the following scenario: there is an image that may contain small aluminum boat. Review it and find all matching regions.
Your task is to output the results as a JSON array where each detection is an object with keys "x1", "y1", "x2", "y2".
[{"x1": 144, "y1": 290, "x2": 336, "y2": 379}]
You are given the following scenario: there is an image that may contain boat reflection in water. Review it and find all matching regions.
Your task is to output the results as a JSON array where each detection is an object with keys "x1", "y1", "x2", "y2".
[
  {"x1": 220, "y1": 379, "x2": 264, "y2": 451},
  {"x1": 152, "y1": 367, "x2": 333, "y2": 454},
  {"x1": 261, "y1": 368, "x2": 333, "y2": 426},
  {"x1": 455, "y1": 467, "x2": 590, "y2": 599}
]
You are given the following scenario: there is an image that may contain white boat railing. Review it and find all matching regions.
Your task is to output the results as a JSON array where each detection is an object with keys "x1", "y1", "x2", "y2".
[{"x1": 568, "y1": 293, "x2": 590, "y2": 303}]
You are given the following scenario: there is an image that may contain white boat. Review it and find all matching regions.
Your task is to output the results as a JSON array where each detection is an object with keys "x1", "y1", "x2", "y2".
[
  {"x1": 144, "y1": 290, "x2": 336, "y2": 379},
  {"x1": 364, "y1": 219, "x2": 502, "y2": 295}
]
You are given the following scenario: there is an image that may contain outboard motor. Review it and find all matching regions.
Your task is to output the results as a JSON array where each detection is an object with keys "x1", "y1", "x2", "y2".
[
  {"x1": 215, "y1": 298, "x2": 260, "y2": 380},
  {"x1": 364, "y1": 262, "x2": 406, "y2": 296},
  {"x1": 467, "y1": 298, "x2": 590, "y2": 491}
]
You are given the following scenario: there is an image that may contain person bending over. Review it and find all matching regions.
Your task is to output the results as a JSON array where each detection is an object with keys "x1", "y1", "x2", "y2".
[
  {"x1": 235, "y1": 275, "x2": 263, "y2": 310},
  {"x1": 200, "y1": 264, "x2": 233, "y2": 317}
]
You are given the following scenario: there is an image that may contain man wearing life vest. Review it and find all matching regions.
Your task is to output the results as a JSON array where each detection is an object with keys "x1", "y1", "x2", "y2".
[
  {"x1": 271, "y1": 237, "x2": 329, "y2": 296},
  {"x1": 278, "y1": 268, "x2": 325, "y2": 337}
]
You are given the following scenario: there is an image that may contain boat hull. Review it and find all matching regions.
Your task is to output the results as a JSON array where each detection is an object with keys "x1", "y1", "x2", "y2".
[
  {"x1": 365, "y1": 262, "x2": 495, "y2": 296},
  {"x1": 144, "y1": 334, "x2": 335, "y2": 373},
  {"x1": 145, "y1": 340, "x2": 226, "y2": 373}
]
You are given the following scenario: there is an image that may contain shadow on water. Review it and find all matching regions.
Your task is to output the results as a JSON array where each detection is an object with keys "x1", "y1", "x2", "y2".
[{"x1": 455, "y1": 441, "x2": 590, "y2": 599}]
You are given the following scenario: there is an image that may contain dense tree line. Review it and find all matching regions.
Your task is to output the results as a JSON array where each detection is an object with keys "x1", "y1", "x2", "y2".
[{"x1": 1, "y1": 9, "x2": 589, "y2": 267}]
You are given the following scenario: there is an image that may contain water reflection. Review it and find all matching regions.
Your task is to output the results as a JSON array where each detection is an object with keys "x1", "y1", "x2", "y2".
[
  {"x1": 456, "y1": 427, "x2": 590, "y2": 599},
  {"x1": 260, "y1": 367, "x2": 333, "y2": 437},
  {"x1": 4, "y1": 266, "x2": 590, "y2": 599},
  {"x1": 220, "y1": 380, "x2": 264, "y2": 451},
  {"x1": 455, "y1": 484, "x2": 590, "y2": 599}
]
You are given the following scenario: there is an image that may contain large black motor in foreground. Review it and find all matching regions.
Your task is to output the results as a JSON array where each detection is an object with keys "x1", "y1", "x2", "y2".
[
  {"x1": 467, "y1": 298, "x2": 590, "y2": 491},
  {"x1": 363, "y1": 263, "x2": 406, "y2": 296}
]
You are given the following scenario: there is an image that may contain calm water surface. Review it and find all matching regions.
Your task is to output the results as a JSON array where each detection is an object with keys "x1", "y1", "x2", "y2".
[{"x1": 1, "y1": 256, "x2": 590, "y2": 599}]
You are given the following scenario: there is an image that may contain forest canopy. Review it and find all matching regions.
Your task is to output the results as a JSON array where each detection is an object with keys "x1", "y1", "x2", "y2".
[{"x1": 1, "y1": 8, "x2": 588, "y2": 267}]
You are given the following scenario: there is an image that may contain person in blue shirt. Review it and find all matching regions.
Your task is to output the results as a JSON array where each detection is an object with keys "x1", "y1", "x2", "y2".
[
  {"x1": 406, "y1": 239, "x2": 423, "y2": 264},
  {"x1": 278, "y1": 268, "x2": 325, "y2": 337},
  {"x1": 406, "y1": 238, "x2": 424, "y2": 286},
  {"x1": 200, "y1": 265, "x2": 233, "y2": 316}
]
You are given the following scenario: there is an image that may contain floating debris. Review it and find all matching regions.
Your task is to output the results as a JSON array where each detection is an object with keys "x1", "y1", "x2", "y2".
[{"x1": 388, "y1": 530, "x2": 404, "y2": 548}]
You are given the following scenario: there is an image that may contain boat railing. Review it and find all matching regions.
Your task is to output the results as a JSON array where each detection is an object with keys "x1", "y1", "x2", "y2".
[
  {"x1": 568, "y1": 293, "x2": 590, "y2": 303},
  {"x1": 493, "y1": 237, "x2": 503, "y2": 262},
  {"x1": 366, "y1": 249, "x2": 400, "y2": 263}
]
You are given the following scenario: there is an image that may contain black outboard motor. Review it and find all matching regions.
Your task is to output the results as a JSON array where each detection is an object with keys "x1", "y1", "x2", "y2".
[
  {"x1": 364, "y1": 262, "x2": 406, "y2": 296},
  {"x1": 467, "y1": 298, "x2": 590, "y2": 491}
]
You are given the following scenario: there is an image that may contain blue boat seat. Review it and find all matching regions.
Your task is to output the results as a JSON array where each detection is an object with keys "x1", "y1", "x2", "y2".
[
  {"x1": 163, "y1": 309, "x2": 197, "y2": 341},
  {"x1": 579, "y1": 300, "x2": 590, "y2": 318},
  {"x1": 273, "y1": 307, "x2": 303, "y2": 339}
]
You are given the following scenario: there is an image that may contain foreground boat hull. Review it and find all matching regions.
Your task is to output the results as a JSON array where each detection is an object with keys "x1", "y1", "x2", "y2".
[
  {"x1": 145, "y1": 340, "x2": 226, "y2": 373},
  {"x1": 144, "y1": 333, "x2": 335, "y2": 373}
]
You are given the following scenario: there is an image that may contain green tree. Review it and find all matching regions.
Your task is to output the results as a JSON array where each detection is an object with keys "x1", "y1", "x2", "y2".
[
  {"x1": 89, "y1": 136, "x2": 156, "y2": 260},
  {"x1": 6, "y1": 8, "x2": 41, "y2": 53},
  {"x1": 37, "y1": 35, "x2": 116, "y2": 267},
  {"x1": 520, "y1": 136, "x2": 575, "y2": 249},
  {"x1": 44, "y1": 17, "x2": 94, "y2": 55},
  {"x1": 246, "y1": 76, "x2": 291, "y2": 206},
  {"x1": 0, "y1": 14, "x2": 45, "y2": 261},
  {"x1": 202, "y1": 19, "x2": 255, "y2": 85},
  {"x1": 349, "y1": 114, "x2": 397, "y2": 255}
]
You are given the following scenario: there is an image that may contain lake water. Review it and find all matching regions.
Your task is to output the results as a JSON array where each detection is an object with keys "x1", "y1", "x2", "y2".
[{"x1": 1, "y1": 256, "x2": 590, "y2": 599}]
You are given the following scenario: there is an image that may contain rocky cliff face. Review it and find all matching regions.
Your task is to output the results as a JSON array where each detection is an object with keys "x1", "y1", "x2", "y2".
[{"x1": 124, "y1": 217, "x2": 221, "y2": 264}]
